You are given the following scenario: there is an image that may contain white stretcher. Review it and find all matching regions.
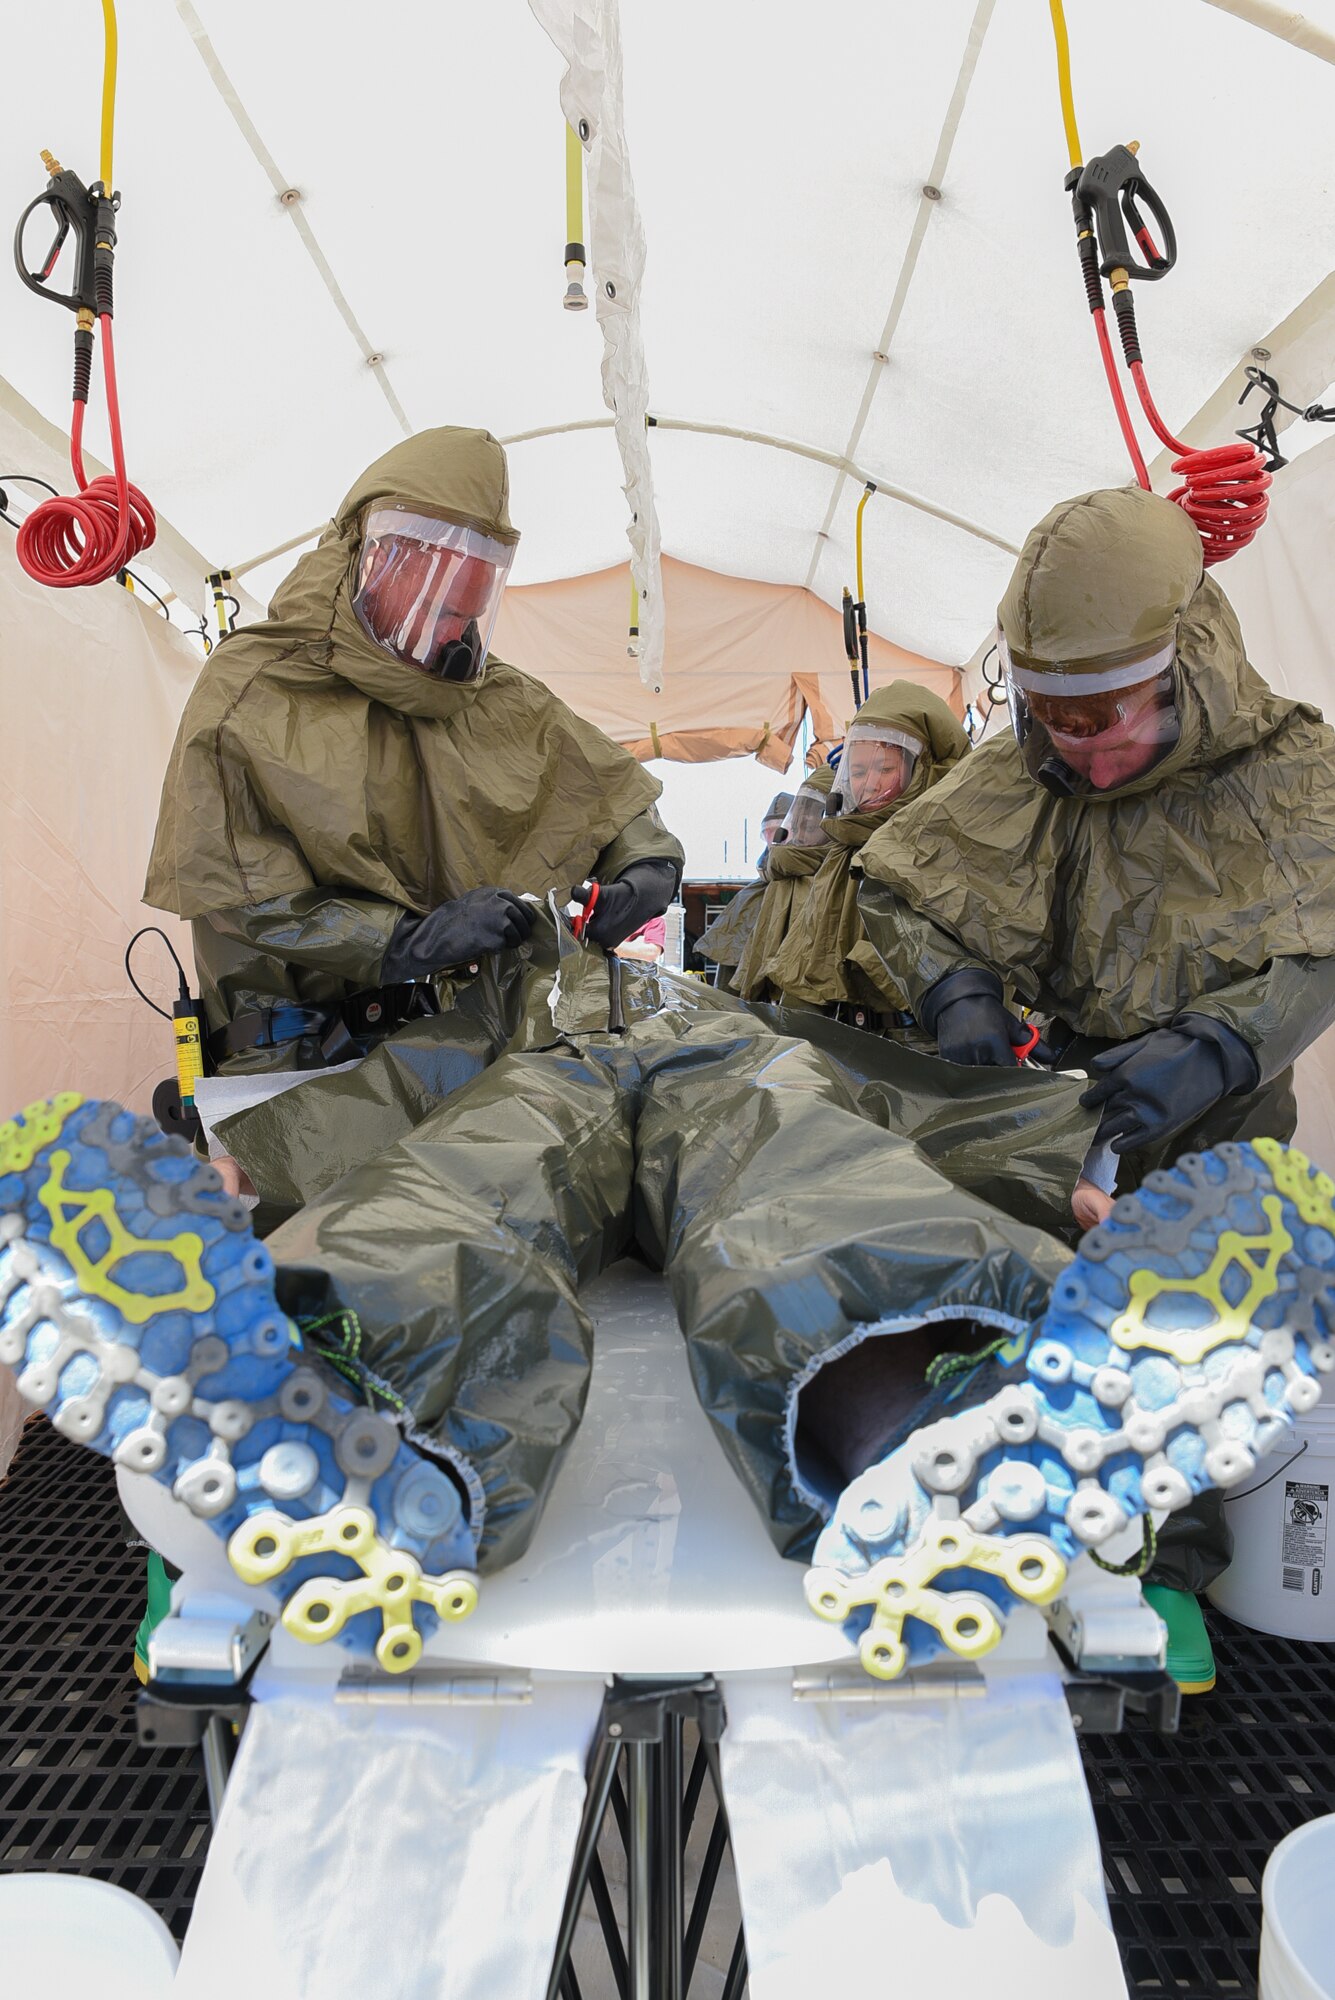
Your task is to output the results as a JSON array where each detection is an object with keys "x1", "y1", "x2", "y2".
[{"x1": 119, "y1": 1256, "x2": 1172, "y2": 1999}]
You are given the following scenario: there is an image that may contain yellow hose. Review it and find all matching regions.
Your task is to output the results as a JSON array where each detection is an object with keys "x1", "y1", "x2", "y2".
[
  {"x1": 855, "y1": 485, "x2": 872, "y2": 604},
  {"x1": 100, "y1": 0, "x2": 118, "y2": 186},
  {"x1": 1048, "y1": 0, "x2": 1083, "y2": 171},
  {"x1": 566, "y1": 120, "x2": 583, "y2": 248}
]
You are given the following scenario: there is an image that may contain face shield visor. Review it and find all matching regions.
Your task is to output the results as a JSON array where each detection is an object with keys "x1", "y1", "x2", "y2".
[
  {"x1": 824, "y1": 722, "x2": 921, "y2": 817},
  {"x1": 1000, "y1": 634, "x2": 1180, "y2": 797},
  {"x1": 353, "y1": 507, "x2": 514, "y2": 681},
  {"x1": 760, "y1": 792, "x2": 795, "y2": 848},
  {"x1": 776, "y1": 780, "x2": 834, "y2": 848}
]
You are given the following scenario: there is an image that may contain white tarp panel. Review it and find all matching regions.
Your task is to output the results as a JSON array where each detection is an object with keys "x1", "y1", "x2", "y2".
[
  {"x1": 720, "y1": 1671, "x2": 1126, "y2": 2000},
  {"x1": 174, "y1": 1681, "x2": 603, "y2": 2000}
]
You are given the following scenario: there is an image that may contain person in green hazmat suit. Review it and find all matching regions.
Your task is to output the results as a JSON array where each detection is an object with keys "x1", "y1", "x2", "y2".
[
  {"x1": 144, "y1": 426, "x2": 685, "y2": 1096},
  {"x1": 693, "y1": 788, "x2": 793, "y2": 987},
  {"x1": 731, "y1": 763, "x2": 836, "y2": 1000},
  {"x1": 124, "y1": 425, "x2": 683, "y2": 1657},
  {"x1": 764, "y1": 683, "x2": 969, "y2": 1031},
  {"x1": 854, "y1": 484, "x2": 1335, "y2": 1688}
]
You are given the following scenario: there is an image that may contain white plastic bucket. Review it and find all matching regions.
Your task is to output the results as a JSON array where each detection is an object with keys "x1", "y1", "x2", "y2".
[
  {"x1": 0, "y1": 1873, "x2": 179, "y2": 1999},
  {"x1": 1208, "y1": 1382, "x2": 1335, "y2": 1642},
  {"x1": 1260, "y1": 1815, "x2": 1335, "y2": 2000}
]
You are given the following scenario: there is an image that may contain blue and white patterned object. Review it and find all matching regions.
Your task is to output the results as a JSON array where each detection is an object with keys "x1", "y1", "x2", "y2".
[
  {"x1": 0, "y1": 1097, "x2": 476, "y2": 1673},
  {"x1": 807, "y1": 1141, "x2": 1335, "y2": 1680}
]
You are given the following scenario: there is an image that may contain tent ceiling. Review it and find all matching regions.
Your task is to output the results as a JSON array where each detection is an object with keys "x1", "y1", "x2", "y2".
[{"x1": 1, "y1": 0, "x2": 1332, "y2": 670}]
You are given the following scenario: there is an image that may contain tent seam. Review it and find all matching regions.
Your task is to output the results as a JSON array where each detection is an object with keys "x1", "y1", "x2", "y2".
[{"x1": 173, "y1": 0, "x2": 413, "y2": 439}]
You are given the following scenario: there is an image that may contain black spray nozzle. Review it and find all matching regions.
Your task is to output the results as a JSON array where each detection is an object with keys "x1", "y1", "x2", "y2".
[
  {"x1": 841, "y1": 586, "x2": 859, "y2": 665},
  {"x1": 1075, "y1": 144, "x2": 1176, "y2": 284},
  {"x1": 13, "y1": 156, "x2": 119, "y2": 321}
]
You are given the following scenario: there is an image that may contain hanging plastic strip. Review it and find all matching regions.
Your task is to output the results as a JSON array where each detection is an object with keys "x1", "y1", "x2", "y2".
[
  {"x1": 1047, "y1": 0, "x2": 1270, "y2": 565},
  {"x1": 12, "y1": 0, "x2": 155, "y2": 587},
  {"x1": 529, "y1": 0, "x2": 665, "y2": 690}
]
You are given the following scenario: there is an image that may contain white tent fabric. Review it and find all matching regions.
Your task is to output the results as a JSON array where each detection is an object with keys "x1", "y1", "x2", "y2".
[
  {"x1": 2, "y1": 2, "x2": 1332, "y2": 674},
  {"x1": 1204, "y1": 433, "x2": 1335, "y2": 1166}
]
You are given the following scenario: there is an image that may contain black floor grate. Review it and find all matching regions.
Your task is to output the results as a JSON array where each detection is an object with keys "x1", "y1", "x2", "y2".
[
  {"x1": 0, "y1": 1415, "x2": 211, "y2": 1942},
  {"x1": 2, "y1": 1413, "x2": 1333, "y2": 1990},
  {"x1": 1080, "y1": 1613, "x2": 1335, "y2": 1998}
]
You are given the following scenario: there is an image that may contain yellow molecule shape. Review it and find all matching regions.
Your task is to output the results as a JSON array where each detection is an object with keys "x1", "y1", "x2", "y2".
[
  {"x1": 39, "y1": 1151, "x2": 215, "y2": 1325},
  {"x1": 1110, "y1": 1199, "x2": 1290, "y2": 1366}
]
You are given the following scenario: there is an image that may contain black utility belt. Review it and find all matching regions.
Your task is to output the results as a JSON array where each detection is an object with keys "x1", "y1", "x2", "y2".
[
  {"x1": 208, "y1": 982, "x2": 441, "y2": 1068},
  {"x1": 827, "y1": 1001, "x2": 917, "y2": 1033}
]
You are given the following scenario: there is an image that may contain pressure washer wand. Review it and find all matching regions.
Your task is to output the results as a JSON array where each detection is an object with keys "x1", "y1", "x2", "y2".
[{"x1": 841, "y1": 588, "x2": 862, "y2": 713}]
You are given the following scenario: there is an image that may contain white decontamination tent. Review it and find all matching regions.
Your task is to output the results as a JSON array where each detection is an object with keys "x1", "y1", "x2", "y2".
[
  {"x1": 1, "y1": 0, "x2": 1334, "y2": 1119},
  {"x1": 4, "y1": 8, "x2": 1335, "y2": 1988}
]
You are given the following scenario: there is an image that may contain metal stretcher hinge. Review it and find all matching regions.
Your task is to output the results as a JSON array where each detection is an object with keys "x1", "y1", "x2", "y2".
[
  {"x1": 334, "y1": 1669, "x2": 532, "y2": 1705},
  {"x1": 791, "y1": 1663, "x2": 987, "y2": 1703}
]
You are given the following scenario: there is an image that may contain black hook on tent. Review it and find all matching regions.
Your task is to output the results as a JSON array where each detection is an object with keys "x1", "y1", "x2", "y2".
[{"x1": 1237, "y1": 365, "x2": 1335, "y2": 474}]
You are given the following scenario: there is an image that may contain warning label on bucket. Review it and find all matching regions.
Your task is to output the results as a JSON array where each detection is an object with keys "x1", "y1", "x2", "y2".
[{"x1": 1281, "y1": 1481, "x2": 1329, "y2": 1595}]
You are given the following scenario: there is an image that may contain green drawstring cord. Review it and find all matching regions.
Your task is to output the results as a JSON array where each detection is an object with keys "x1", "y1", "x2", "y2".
[
  {"x1": 923, "y1": 1336, "x2": 1011, "y2": 1390},
  {"x1": 1091, "y1": 1514, "x2": 1158, "y2": 1577},
  {"x1": 297, "y1": 1308, "x2": 406, "y2": 1415}
]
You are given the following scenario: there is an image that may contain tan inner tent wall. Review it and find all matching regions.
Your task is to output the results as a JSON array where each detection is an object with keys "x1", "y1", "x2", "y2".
[
  {"x1": 493, "y1": 553, "x2": 961, "y2": 770},
  {"x1": 0, "y1": 535, "x2": 197, "y2": 1114}
]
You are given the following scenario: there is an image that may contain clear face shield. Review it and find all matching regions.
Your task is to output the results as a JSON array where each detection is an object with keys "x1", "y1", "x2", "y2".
[
  {"x1": 1000, "y1": 633, "x2": 1181, "y2": 797},
  {"x1": 776, "y1": 780, "x2": 834, "y2": 847},
  {"x1": 353, "y1": 506, "x2": 515, "y2": 681},
  {"x1": 824, "y1": 722, "x2": 921, "y2": 817}
]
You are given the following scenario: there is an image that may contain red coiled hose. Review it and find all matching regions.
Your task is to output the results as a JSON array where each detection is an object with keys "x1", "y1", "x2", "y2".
[
  {"x1": 1087, "y1": 260, "x2": 1270, "y2": 565},
  {"x1": 1127, "y1": 361, "x2": 1270, "y2": 566},
  {"x1": 16, "y1": 313, "x2": 155, "y2": 587}
]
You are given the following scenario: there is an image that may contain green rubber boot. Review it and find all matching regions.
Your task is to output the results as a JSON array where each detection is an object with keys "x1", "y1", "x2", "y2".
[
  {"x1": 132, "y1": 1550, "x2": 175, "y2": 1685},
  {"x1": 1143, "y1": 1584, "x2": 1217, "y2": 1694}
]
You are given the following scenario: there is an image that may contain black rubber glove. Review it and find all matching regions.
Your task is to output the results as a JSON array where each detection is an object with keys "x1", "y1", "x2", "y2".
[
  {"x1": 380, "y1": 889, "x2": 534, "y2": 981},
  {"x1": 1080, "y1": 1015, "x2": 1259, "y2": 1154},
  {"x1": 919, "y1": 967, "x2": 1054, "y2": 1067},
  {"x1": 574, "y1": 859, "x2": 677, "y2": 950}
]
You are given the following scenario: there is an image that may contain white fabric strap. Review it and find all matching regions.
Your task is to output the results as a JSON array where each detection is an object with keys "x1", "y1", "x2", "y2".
[{"x1": 1003, "y1": 636, "x2": 1176, "y2": 697}]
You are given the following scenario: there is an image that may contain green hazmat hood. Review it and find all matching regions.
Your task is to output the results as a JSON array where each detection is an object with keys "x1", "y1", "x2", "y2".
[
  {"x1": 861, "y1": 489, "x2": 1335, "y2": 1038},
  {"x1": 144, "y1": 428, "x2": 665, "y2": 922}
]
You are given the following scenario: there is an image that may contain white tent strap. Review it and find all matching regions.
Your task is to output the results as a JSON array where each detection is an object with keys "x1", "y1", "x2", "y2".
[
  {"x1": 1200, "y1": 0, "x2": 1335, "y2": 64},
  {"x1": 805, "y1": 0, "x2": 996, "y2": 588},
  {"x1": 174, "y1": 0, "x2": 413, "y2": 439},
  {"x1": 529, "y1": 0, "x2": 665, "y2": 692},
  {"x1": 229, "y1": 415, "x2": 1020, "y2": 589}
]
